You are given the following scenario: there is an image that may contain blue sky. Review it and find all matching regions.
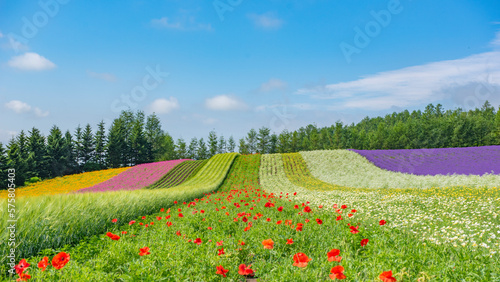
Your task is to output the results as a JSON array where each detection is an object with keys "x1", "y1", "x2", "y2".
[{"x1": 1, "y1": 0, "x2": 500, "y2": 144}]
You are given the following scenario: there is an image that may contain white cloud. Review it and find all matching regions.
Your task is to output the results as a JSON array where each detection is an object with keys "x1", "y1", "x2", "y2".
[
  {"x1": 0, "y1": 32, "x2": 3, "y2": 38},
  {"x1": 492, "y1": 30, "x2": 500, "y2": 49},
  {"x1": 248, "y1": 13, "x2": 284, "y2": 29},
  {"x1": 5, "y1": 100, "x2": 49, "y2": 117},
  {"x1": 151, "y1": 16, "x2": 213, "y2": 31},
  {"x1": 205, "y1": 95, "x2": 248, "y2": 111},
  {"x1": 297, "y1": 51, "x2": 500, "y2": 110},
  {"x1": 87, "y1": 71, "x2": 117, "y2": 82},
  {"x1": 5, "y1": 100, "x2": 31, "y2": 113},
  {"x1": 259, "y1": 78, "x2": 287, "y2": 92},
  {"x1": 149, "y1": 97, "x2": 180, "y2": 114},
  {"x1": 8, "y1": 52, "x2": 56, "y2": 71}
]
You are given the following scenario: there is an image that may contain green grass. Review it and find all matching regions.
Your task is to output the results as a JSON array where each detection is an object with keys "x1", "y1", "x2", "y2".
[{"x1": 218, "y1": 154, "x2": 261, "y2": 192}]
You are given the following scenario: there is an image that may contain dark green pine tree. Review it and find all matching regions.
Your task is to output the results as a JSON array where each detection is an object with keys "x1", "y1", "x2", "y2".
[
  {"x1": 277, "y1": 130, "x2": 290, "y2": 153},
  {"x1": 63, "y1": 130, "x2": 78, "y2": 175},
  {"x1": 238, "y1": 138, "x2": 249, "y2": 154},
  {"x1": 227, "y1": 136, "x2": 236, "y2": 153},
  {"x1": 81, "y1": 124, "x2": 95, "y2": 169},
  {"x1": 208, "y1": 130, "x2": 218, "y2": 157},
  {"x1": 197, "y1": 138, "x2": 208, "y2": 160},
  {"x1": 74, "y1": 125, "x2": 83, "y2": 172},
  {"x1": 27, "y1": 127, "x2": 49, "y2": 179},
  {"x1": 175, "y1": 138, "x2": 188, "y2": 159},
  {"x1": 130, "y1": 111, "x2": 148, "y2": 165},
  {"x1": 94, "y1": 120, "x2": 107, "y2": 168},
  {"x1": 46, "y1": 125, "x2": 67, "y2": 177},
  {"x1": 145, "y1": 113, "x2": 164, "y2": 162},
  {"x1": 119, "y1": 110, "x2": 135, "y2": 165},
  {"x1": 6, "y1": 139, "x2": 27, "y2": 187},
  {"x1": 246, "y1": 129, "x2": 257, "y2": 154},
  {"x1": 269, "y1": 133, "x2": 278, "y2": 154},
  {"x1": 0, "y1": 143, "x2": 8, "y2": 189},
  {"x1": 106, "y1": 118, "x2": 126, "y2": 168},
  {"x1": 217, "y1": 135, "x2": 226, "y2": 154},
  {"x1": 188, "y1": 137, "x2": 198, "y2": 160},
  {"x1": 159, "y1": 132, "x2": 176, "y2": 161},
  {"x1": 256, "y1": 127, "x2": 271, "y2": 153}
]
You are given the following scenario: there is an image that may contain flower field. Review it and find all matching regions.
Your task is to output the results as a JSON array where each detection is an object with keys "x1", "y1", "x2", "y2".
[
  {"x1": 349, "y1": 145, "x2": 500, "y2": 176},
  {"x1": 0, "y1": 167, "x2": 130, "y2": 198},
  {"x1": 147, "y1": 160, "x2": 208, "y2": 189},
  {"x1": 3, "y1": 150, "x2": 500, "y2": 281},
  {"x1": 75, "y1": 159, "x2": 189, "y2": 193},
  {"x1": 301, "y1": 150, "x2": 500, "y2": 189}
]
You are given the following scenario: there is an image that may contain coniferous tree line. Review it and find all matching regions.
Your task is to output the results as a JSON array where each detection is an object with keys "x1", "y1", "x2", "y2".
[{"x1": 1, "y1": 102, "x2": 499, "y2": 189}]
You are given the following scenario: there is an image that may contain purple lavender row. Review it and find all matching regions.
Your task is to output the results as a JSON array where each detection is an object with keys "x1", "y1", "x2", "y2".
[
  {"x1": 349, "y1": 146, "x2": 500, "y2": 176},
  {"x1": 75, "y1": 159, "x2": 190, "y2": 193}
]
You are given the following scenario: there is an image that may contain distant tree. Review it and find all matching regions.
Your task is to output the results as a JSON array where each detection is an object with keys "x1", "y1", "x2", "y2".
[
  {"x1": 175, "y1": 138, "x2": 188, "y2": 159},
  {"x1": 159, "y1": 132, "x2": 176, "y2": 161},
  {"x1": 269, "y1": 134, "x2": 278, "y2": 154},
  {"x1": 47, "y1": 125, "x2": 67, "y2": 177},
  {"x1": 246, "y1": 129, "x2": 257, "y2": 154},
  {"x1": 81, "y1": 124, "x2": 95, "y2": 168},
  {"x1": 63, "y1": 130, "x2": 77, "y2": 174},
  {"x1": 256, "y1": 127, "x2": 271, "y2": 153},
  {"x1": 238, "y1": 138, "x2": 249, "y2": 155},
  {"x1": 277, "y1": 130, "x2": 290, "y2": 153},
  {"x1": 106, "y1": 118, "x2": 126, "y2": 168},
  {"x1": 208, "y1": 130, "x2": 218, "y2": 157},
  {"x1": 74, "y1": 125, "x2": 83, "y2": 172},
  {"x1": 227, "y1": 136, "x2": 236, "y2": 153},
  {"x1": 145, "y1": 113, "x2": 164, "y2": 162},
  {"x1": 94, "y1": 120, "x2": 107, "y2": 167},
  {"x1": 6, "y1": 139, "x2": 27, "y2": 187},
  {"x1": 217, "y1": 135, "x2": 226, "y2": 154},
  {"x1": 0, "y1": 143, "x2": 8, "y2": 189},
  {"x1": 197, "y1": 138, "x2": 208, "y2": 159},
  {"x1": 27, "y1": 127, "x2": 49, "y2": 179},
  {"x1": 130, "y1": 111, "x2": 148, "y2": 165},
  {"x1": 188, "y1": 137, "x2": 198, "y2": 160}
]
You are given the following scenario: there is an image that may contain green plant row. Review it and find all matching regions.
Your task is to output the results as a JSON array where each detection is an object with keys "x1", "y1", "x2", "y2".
[
  {"x1": 0, "y1": 153, "x2": 238, "y2": 276},
  {"x1": 218, "y1": 154, "x2": 261, "y2": 192},
  {"x1": 147, "y1": 160, "x2": 208, "y2": 189}
]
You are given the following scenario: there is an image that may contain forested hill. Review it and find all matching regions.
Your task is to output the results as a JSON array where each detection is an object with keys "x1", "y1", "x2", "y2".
[{"x1": 1, "y1": 101, "x2": 499, "y2": 188}]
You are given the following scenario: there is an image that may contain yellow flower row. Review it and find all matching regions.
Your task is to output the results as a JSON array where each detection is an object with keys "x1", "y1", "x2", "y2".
[{"x1": 0, "y1": 167, "x2": 130, "y2": 198}]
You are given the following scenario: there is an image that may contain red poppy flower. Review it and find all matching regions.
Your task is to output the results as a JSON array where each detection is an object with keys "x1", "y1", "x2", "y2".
[
  {"x1": 293, "y1": 252, "x2": 312, "y2": 267},
  {"x1": 341, "y1": 205, "x2": 347, "y2": 209},
  {"x1": 38, "y1": 256, "x2": 49, "y2": 271},
  {"x1": 216, "y1": 265, "x2": 229, "y2": 277},
  {"x1": 166, "y1": 215, "x2": 171, "y2": 219},
  {"x1": 129, "y1": 220, "x2": 136, "y2": 225},
  {"x1": 333, "y1": 204, "x2": 338, "y2": 208},
  {"x1": 238, "y1": 264, "x2": 255, "y2": 276},
  {"x1": 16, "y1": 272, "x2": 31, "y2": 281},
  {"x1": 121, "y1": 231, "x2": 127, "y2": 235},
  {"x1": 296, "y1": 222, "x2": 304, "y2": 231},
  {"x1": 305, "y1": 219, "x2": 310, "y2": 223},
  {"x1": 262, "y1": 239, "x2": 274, "y2": 249},
  {"x1": 156, "y1": 216, "x2": 162, "y2": 220},
  {"x1": 176, "y1": 231, "x2": 181, "y2": 236},
  {"x1": 293, "y1": 192, "x2": 297, "y2": 195},
  {"x1": 174, "y1": 201, "x2": 177, "y2": 204},
  {"x1": 379, "y1": 220, "x2": 387, "y2": 225},
  {"x1": 277, "y1": 206, "x2": 283, "y2": 212},
  {"x1": 207, "y1": 227, "x2": 213, "y2": 230},
  {"x1": 160, "y1": 208, "x2": 164, "y2": 212},
  {"x1": 139, "y1": 247, "x2": 151, "y2": 256},
  {"x1": 286, "y1": 238, "x2": 294, "y2": 244},
  {"x1": 142, "y1": 216, "x2": 146, "y2": 220},
  {"x1": 336, "y1": 215, "x2": 342, "y2": 221},
  {"x1": 379, "y1": 270, "x2": 397, "y2": 282},
  {"x1": 111, "y1": 218, "x2": 117, "y2": 223},
  {"x1": 316, "y1": 218, "x2": 323, "y2": 225},
  {"x1": 200, "y1": 210, "x2": 205, "y2": 213},
  {"x1": 242, "y1": 217, "x2": 248, "y2": 222},
  {"x1": 276, "y1": 220, "x2": 282, "y2": 225},
  {"x1": 239, "y1": 241, "x2": 245, "y2": 245},
  {"x1": 178, "y1": 213, "x2": 184, "y2": 218},
  {"x1": 166, "y1": 221, "x2": 172, "y2": 226},
  {"x1": 218, "y1": 248, "x2": 225, "y2": 256},
  {"x1": 349, "y1": 226, "x2": 359, "y2": 234},
  {"x1": 216, "y1": 240, "x2": 223, "y2": 246},
  {"x1": 351, "y1": 209, "x2": 357, "y2": 213},
  {"x1": 294, "y1": 205, "x2": 299, "y2": 209},
  {"x1": 360, "y1": 239, "x2": 369, "y2": 247},
  {"x1": 329, "y1": 265, "x2": 346, "y2": 280},
  {"x1": 303, "y1": 206, "x2": 312, "y2": 213},
  {"x1": 14, "y1": 259, "x2": 30, "y2": 275},
  {"x1": 194, "y1": 238, "x2": 202, "y2": 245},
  {"x1": 327, "y1": 249, "x2": 342, "y2": 262},
  {"x1": 51, "y1": 252, "x2": 70, "y2": 270},
  {"x1": 244, "y1": 226, "x2": 251, "y2": 232},
  {"x1": 319, "y1": 205, "x2": 323, "y2": 208}
]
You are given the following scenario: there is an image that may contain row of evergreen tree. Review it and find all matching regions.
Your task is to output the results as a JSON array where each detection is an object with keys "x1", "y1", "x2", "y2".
[{"x1": 1, "y1": 102, "x2": 499, "y2": 189}]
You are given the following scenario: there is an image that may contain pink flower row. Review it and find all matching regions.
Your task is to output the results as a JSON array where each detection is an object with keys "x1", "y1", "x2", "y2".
[{"x1": 75, "y1": 159, "x2": 190, "y2": 193}]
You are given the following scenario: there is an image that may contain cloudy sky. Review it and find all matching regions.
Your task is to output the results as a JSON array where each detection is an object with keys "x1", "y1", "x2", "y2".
[{"x1": 1, "y1": 0, "x2": 499, "y2": 143}]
